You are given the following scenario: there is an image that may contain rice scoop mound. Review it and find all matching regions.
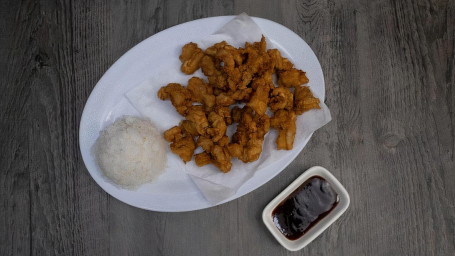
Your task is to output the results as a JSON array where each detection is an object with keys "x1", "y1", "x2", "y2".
[{"x1": 94, "y1": 116, "x2": 166, "y2": 189}]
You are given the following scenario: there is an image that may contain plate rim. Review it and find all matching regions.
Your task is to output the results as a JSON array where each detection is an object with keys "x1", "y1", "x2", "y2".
[{"x1": 79, "y1": 15, "x2": 325, "y2": 212}]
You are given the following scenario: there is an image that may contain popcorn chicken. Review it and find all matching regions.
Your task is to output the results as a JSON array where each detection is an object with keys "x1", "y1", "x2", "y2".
[
  {"x1": 180, "y1": 43, "x2": 204, "y2": 74},
  {"x1": 294, "y1": 86, "x2": 321, "y2": 114},
  {"x1": 277, "y1": 68, "x2": 309, "y2": 87},
  {"x1": 158, "y1": 35, "x2": 321, "y2": 172}
]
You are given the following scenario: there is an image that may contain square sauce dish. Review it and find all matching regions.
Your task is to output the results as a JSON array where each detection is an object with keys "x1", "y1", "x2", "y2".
[{"x1": 262, "y1": 166, "x2": 350, "y2": 251}]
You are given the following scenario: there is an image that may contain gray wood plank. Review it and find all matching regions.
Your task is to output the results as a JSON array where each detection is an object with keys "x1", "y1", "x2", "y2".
[
  {"x1": 0, "y1": 0, "x2": 37, "y2": 255},
  {"x1": 0, "y1": 0, "x2": 454, "y2": 255}
]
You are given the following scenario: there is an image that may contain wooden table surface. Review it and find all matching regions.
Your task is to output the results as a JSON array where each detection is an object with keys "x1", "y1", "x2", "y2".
[{"x1": 1, "y1": 0, "x2": 454, "y2": 255}]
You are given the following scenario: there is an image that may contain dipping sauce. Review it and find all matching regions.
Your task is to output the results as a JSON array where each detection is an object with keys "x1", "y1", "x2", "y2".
[{"x1": 272, "y1": 176, "x2": 339, "y2": 240}]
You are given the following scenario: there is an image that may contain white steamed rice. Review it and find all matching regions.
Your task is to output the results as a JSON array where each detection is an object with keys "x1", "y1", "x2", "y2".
[{"x1": 94, "y1": 116, "x2": 166, "y2": 189}]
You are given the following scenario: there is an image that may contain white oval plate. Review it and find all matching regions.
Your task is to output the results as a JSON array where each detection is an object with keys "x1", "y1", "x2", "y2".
[{"x1": 79, "y1": 16, "x2": 325, "y2": 212}]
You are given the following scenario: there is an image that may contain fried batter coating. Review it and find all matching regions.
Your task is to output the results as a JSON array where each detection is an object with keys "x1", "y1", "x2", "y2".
[
  {"x1": 230, "y1": 88, "x2": 253, "y2": 102},
  {"x1": 187, "y1": 77, "x2": 215, "y2": 109},
  {"x1": 164, "y1": 126, "x2": 196, "y2": 162},
  {"x1": 267, "y1": 49, "x2": 293, "y2": 70},
  {"x1": 170, "y1": 135, "x2": 196, "y2": 162},
  {"x1": 180, "y1": 43, "x2": 204, "y2": 74},
  {"x1": 159, "y1": 36, "x2": 321, "y2": 172},
  {"x1": 217, "y1": 135, "x2": 229, "y2": 147},
  {"x1": 206, "y1": 111, "x2": 227, "y2": 142},
  {"x1": 227, "y1": 143, "x2": 242, "y2": 158},
  {"x1": 216, "y1": 93, "x2": 235, "y2": 106},
  {"x1": 157, "y1": 83, "x2": 193, "y2": 115},
  {"x1": 185, "y1": 105, "x2": 209, "y2": 135},
  {"x1": 196, "y1": 135, "x2": 232, "y2": 172},
  {"x1": 294, "y1": 86, "x2": 321, "y2": 115},
  {"x1": 229, "y1": 106, "x2": 270, "y2": 163},
  {"x1": 195, "y1": 152, "x2": 211, "y2": 166},
  {"x1": 210, "y1": 145, "x2": 232, "y2": 173},
  {"x1": 247, "y1": 82, "x2": 270, "y2": 116},
  {"x1": 179, "y1": 120, "x2": 198, "y2": 137},
  {"x1": 180, "y1": 43, "x2": 199, "y2": 61},
  {"x1": 201, "y1": 54, "x2": 229, "y2": 91},
  {"x1": 164, "y1": 126, "x2": 183, "y2": 142},
  {"x1": 270, "y1": 110, "x2": 297, "y2": 150},
  {"x1": 205, "y1": 41, "x2": 243, "y2": 71},
  {"x1": 200, "y1": 55, "x2": 219, "y2": 76},
  {"x1": 277, "y1": 68, "x2": 309, "y2": 87},
  {"x1": 213, "y1": 105, "x2": 232, "y2": 125},
  {"x1": 269, "y1": 86, "x2": 294, "y2": 112},
  {"x1": 197, "y1": 136, "x2": 214, "y2": 152}
]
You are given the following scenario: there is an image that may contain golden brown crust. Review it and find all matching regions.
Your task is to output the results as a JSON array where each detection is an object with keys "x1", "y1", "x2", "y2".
[{"x1": 158, "y1": 35, "x2": 321, "y2": 172}]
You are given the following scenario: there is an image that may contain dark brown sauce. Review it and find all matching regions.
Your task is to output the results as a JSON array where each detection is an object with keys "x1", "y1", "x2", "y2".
[{"x1": 272, "y1": 176, "x2": 339, "y2": 240}]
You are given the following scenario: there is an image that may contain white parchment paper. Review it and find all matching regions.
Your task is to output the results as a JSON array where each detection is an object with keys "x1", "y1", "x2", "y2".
[{"x1": 126, "y1": 13, "x2": 331, "y2": 203}]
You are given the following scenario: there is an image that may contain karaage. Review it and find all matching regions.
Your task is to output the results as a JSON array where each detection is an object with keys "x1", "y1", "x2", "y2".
[
  {"x1": 158, "y1": 36, "x2": 321, "y2": 173},
  {"x1": 294, "y1": 85, "x2": 321, "y2": 115}
]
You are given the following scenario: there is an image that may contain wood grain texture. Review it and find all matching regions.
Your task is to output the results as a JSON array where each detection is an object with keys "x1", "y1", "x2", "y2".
[{"x1": 0, "y1": 0, "x2": 453, "y2": 255}]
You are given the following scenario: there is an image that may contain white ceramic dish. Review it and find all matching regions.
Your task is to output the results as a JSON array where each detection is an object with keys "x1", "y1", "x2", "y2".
[
  {"x1": 262, "y1": 166, "x2": 350, "y2": 251},
  {"x1": 79, "y1": 16, "x2": 325, "y2": 212}
]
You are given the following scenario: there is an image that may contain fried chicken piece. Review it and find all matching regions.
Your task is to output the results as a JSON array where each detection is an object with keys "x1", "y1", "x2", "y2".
[
  {"x1": 210, "y1": 145, "x2": 232, "y2": 173},
  {"x1": 163, "y1": 126, "x2": 183, "y2": 142},
  {"x1": 171, "y1": 135, "x2": 196, "y2": 162},
  {"x1": 237, "y1": 47, "x2": 262, "y2": 87},
  {"x1": 164, "y1": 126, "x2": 196, "y2": 162},
  {"x1": 229, "y1": 107, "x2": 270, "y2": 162},
  {"x1": 294, "y1": 86, "x2": 321, "y2": 115},
  {"x1": 270, "y1": 109, "x2": 292, "y2": 130},
  {"x1": 216, "y1": 93, "x2": 235, "y2": 106},
  {"x1": 185, "y1": 106, "x2": 209, "y2": 135},
  {"x1": 205, "y1": 41, "x2": 243, "y2": 69},
  {"x1": 213, "y1": 105, "x2": 232, "y2": 125},
  {"x1": 270, "y1": 109, "x2": 297, "y2": 150},
  {"x1": 179, "y1": 120, "x2": 198, "y2": 137},
  {"x1": 227, "y1": 143, "x2": 242, "y2": 159},
  {"x1": 180, "y1": 43, "x2": 199, "y2": 61},
  {"x1": 204, "y1": 42, "x2": 245, "y2": 92},
  {"x1": 267, "y1": 49, "x2": 293, "y2": 70},
  {"x1": 254, "y1": 112, "x2": 271, "y2": 138},
  {"x1": 203, "y1": 37, "x2": 274, "y2": 94},
  {"x1": 277, "y1": 68, "x2": 309, "y2": 87},
  {"x1": 247, "y1": 82, "x2": 270, "y2": 115},
  {"x1": 229, "y1": 139, "x2": 264, "y2": 163},
  {"x1": 197, "y1": 148, "x2": 233, "y2": 172},
  {"x1": 195, "y1": 135, "x2": 232, "y2": 172},
  {"x1": 195, "y1": 152, "x2": 211, "y2": 167},
  {"x1": 187, "y1": 77, "x2": 215, "y2": 109},
  {"x1": 170, "y1": 135, "x2": 196, "y2": 162},
  {"x1": 244, "y1": 139, "x2": 264, "y2": 162},
  {"x1": 248, "y1": 35, "x2": 267, "y2": 54},
  {"x1": 243, "y1": 36, "x2": 268, "y2": 65},
  {"x1": 270, "y1": 86, "x2": 294, "y2": 112},
  {"x1": 159, "y1": 36, "x2": 321, "y2": 173},
  {"x1": 232, "y1": 108, "x2": 269, "y2": 163},
  {"x1": 205, "y1": 41, "x2": 229, "y2": 56},
  {"x1": 206, "y1": 111, "x2": 227, "y2": 142},
  {"x1": 201, "y1": 54, "x2": 229, "y2": 91},
  {"x1": 180, "y1": 43, "x2": 204, "y2": 75},
  {"x1": 230, "y1": 88, "x2": 253, "y2": 102},
  {"x1": 200, "y1": 55, "x2": 219, "y2": 76},
  {"x1": 250, "y1": 73, "x2": 274, "y2": 91},
  {"x1": 217, "y1": 135, "x2": 230, "y2": 147},
  {"x1": 197, "y1": 136, "x2": 214, "y2": 152},
  {"x1": 212, "y1": 47, "x2": 241, "y2": 76},
  {"x1": 232, "y1": 37, "x2": 274, "y2": 92},
  {"x1": 157, "y1": 83, "x2": 193, "y2": 115}
]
